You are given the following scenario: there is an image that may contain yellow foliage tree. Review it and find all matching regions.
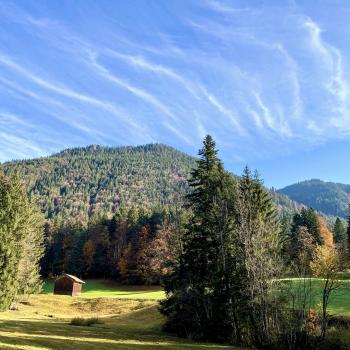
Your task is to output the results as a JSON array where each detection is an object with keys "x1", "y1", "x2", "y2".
[{"x1": 310, "y1": 245, "x2": 341, "y2": 338}]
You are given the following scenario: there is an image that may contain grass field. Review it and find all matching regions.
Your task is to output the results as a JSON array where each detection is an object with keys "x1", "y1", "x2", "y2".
[
  {"x1": 0, "y1": 295, "x2": 235, "y2": 350},
  {"x1": 42, "y1": 279, "x2": 165, "y2": 300},
  {"x1": 282, "y1": 277, "x2": 350, "y2": 317},
  {"x1": 2, "y1": 277, "x2": 350, "y2": 349}
]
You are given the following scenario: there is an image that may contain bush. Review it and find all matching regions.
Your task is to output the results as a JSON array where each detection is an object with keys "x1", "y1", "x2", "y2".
[
  {"x1": 70, "y1": 317, "x2": 102, "y2": 327},
  {"x1": 328, "y1": 315, "x2": 350, "y2": 329}
]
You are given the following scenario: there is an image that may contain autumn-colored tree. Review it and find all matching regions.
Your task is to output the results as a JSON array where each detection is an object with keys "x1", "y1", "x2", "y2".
[
  {"x1": 135, "y1": 224, "x2": 152, "y2": 283},
  {"x1": 118, "y1": 243, "x2": 132, "y2": 281},
  {"x1": 142, "y1": 218, "x2": 175, "y2": 284},
  {"x1": 317, "y1": 216, "x2": 334, "y2": 248},
  {"x1": 108, "y1": 218, "x2": 128, "y2": 276},
  {"x1": 310, "y1": 245, "x2": 342, "y2": 338},
  {"x1": 296, "y1": 225, "x2": 316, "y2": 267}
]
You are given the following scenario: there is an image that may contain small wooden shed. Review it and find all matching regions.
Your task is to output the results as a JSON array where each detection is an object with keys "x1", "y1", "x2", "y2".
[{"x1": 54, "y1": 273, "x2": 85, "y2": 296}]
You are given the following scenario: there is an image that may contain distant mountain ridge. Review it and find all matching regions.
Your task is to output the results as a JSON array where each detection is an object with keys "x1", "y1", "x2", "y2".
[
  {"x1": 0, "y1": 143, "x2": 307, "y2": 221},
  {"x1": 279, "y1": 179, "x2": 350, "y2": 218}
]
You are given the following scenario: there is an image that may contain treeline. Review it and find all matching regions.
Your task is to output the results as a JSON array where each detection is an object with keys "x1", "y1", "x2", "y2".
[
  {"x1": 41, "y1": 207, "x2": 188, "y2": 284},
  {"x1": 0, "y1": 143, "x2": 304, "y2": 224}
]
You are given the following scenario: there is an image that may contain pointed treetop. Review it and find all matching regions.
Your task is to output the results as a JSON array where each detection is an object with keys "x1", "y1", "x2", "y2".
[{"x1": 198, "y1": 135, "x2": 218, "y2": 159}]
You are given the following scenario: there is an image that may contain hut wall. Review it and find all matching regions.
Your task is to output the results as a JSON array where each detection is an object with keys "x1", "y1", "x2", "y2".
[
  {"x1": 72, "y1": 283, "x2": 82, "y2": 296},
  {"x1": 54, "y1": 277, "x2": 74, "y2": 296}
]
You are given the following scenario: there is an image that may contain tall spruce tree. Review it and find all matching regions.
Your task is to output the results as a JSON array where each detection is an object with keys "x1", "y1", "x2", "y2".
[
  {"x1": 347, "y1": 203, "x2": 350, "y2": 258},
  {"x1": 160, "y1": 135, "x2": 237, "y2": 340},
  {"x1": 333, "y1": 217, "x2": 346, "y2": 244},
  {"x1": 0, "y1": 173, "x2": 44, "y2": 310}
]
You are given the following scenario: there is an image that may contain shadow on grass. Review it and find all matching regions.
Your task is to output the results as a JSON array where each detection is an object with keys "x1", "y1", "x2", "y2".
[{"x1": 0, "y1": 309, "x2": 232, "y2": 350}]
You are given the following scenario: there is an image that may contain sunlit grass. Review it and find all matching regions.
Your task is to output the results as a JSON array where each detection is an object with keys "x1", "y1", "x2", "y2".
[
  {"x1": 42, "y1": 279, "x2": 165, "y2": 300},
  {"x1": 282, "y1": 276, "x2": 350, "y2": 317},
  {"x1": 0, "y1": 295, "x2": 235, "y2": 350}
]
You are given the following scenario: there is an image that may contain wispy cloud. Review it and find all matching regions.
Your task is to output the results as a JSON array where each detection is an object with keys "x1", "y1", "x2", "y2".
[
  {"x1": 0, "y1": 131, "x2": 44, "y2": 160},
  {"x1": 88, "y1": 52, "x2": 179, "y2": 123},
  {"x1": 104, "y1": 50, "x2": 201, "y2": 99},
  {"x1": 0, "y1": 54, "x2": 145, "y2": 133},
  {"x1": 303, "y1": 17, "x2": 350, "y2": 129},
  {"x1": 204, "y1": 0, "x2": 251, "y2": 14},
  {"x1": 1, "y1": 0, "x2": 350, "y2": 166}
]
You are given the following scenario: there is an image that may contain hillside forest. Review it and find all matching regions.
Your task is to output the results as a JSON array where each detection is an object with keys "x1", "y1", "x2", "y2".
[{"x1": 1, "y1": 136, "x2": 350, "y2": 349}]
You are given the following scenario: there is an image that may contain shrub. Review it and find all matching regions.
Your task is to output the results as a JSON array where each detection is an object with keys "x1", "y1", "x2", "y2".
[{"x1": 70, "y1": 317, "x2": 102, "y2": 326}]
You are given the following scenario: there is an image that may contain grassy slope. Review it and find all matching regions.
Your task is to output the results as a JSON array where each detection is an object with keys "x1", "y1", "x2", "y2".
[
  {"x1": 0, "y1": 295, "x2": 234, "y2": 350},
  {"x1": 43, "y1": 280, "x2": 165, "y2": 300},
  {"x1": 3, "y1": 278, "x2": 350, "y2": 349}
]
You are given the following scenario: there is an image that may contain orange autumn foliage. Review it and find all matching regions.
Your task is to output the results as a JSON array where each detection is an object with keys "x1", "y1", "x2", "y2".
[{"x1": 317, "y1": 216, "x2": 334, "y2": 248}]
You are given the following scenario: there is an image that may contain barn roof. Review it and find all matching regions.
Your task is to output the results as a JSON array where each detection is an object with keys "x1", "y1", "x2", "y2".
[{"x1": 56, "y1": 273, "x2": 85, "y2": 284}]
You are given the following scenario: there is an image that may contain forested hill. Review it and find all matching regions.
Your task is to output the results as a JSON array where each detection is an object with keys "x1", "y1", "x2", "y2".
[
  {"x1": 279, "y1": 179, "x2": 350, "y2": 218},
  {"x1": 1, "y1": 143, "x2": 301, "y2": 222},
  {"x1": 0, "y1": 144, "x2": 195, "y2": 222}
]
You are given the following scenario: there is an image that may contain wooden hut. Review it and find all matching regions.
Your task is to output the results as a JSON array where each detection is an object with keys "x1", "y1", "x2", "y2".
[{"x1": 54, "y1": 273, "x2": 85, "y2": 296}]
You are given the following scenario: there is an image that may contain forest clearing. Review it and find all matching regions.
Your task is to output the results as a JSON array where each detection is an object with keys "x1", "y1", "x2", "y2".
[
  {"x1": 1, "y1": 278, "x2": 350, "y2": 349},
  {"x1": 0, "y1": 293, "x2": 234, "y2": 350}
]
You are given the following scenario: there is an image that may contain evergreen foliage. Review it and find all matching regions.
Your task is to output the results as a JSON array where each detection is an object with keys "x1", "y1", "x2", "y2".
[
  {"x1": 0, "y1": 173, "x2": 44, "y2": 310},
  {"x1": 161, "y1": 136, "x2": 282, "y2": 347},
  {"x1": 291, "y1": 207, "x2": 323, "y2": 247},
  {"x1": 0, "y1": 144, "x2": 195, "y2": 222},
  {"x1": 0, "y1": 143, "x2": 302, "y2": 224},
  {"x1": 347, "y1": 204, "x2": 350, "y2": 258},
  {"x1": 280, "y1": 179, "x2": 350, "y2": 218},
  {"x1": 333, "y1": 217, "x2": 346, "y2": 244}
]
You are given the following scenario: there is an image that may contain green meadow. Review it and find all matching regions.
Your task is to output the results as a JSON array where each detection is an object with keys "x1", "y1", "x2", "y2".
[
  {"x1": 42, "y1": 279, "x2": 165, "y2": 300},
  {"x1": 282, "y1": 277, "x2": 350, "y2": 317},
  {"x1": 2, "y1": 278, "x2": 350, "y2": 350}
]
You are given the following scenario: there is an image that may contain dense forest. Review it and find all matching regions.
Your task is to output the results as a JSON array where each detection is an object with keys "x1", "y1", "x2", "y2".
[
  {"x1": 1, "y1": 143, "x2": 303, "y2": 222},
  {"x1": 279, "y1": 179, "x2": 350, "y2": 218},
  {"x1": 1, "y1": 135, "x2": 350, "y2": 349},
  {"x1": 0, "y1": 144, "x2": 195, "y2": 222},
  {"x1": 1, "y1": 143, "x2": 343, "y2": 284}
]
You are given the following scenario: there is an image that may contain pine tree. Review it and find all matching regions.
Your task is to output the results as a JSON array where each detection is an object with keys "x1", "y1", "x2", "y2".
[
  {"x1": 160, "y1": 135, "x2": 235, "y2": 339},
  {"x1": 333, "y1": 217, "x2": 346, "y2": 244},
  {"x1": 0, "y1": 173, "x2": 44, "y2": 310},
  {"x1": 347, "y1": 204, "x2": 350, "y2": 258}
]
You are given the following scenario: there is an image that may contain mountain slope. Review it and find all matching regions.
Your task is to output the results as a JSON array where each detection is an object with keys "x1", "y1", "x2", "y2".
[
  {"x1": 279, "y1": 179, "x2": 350, "y2": 218},
  {"x1": 0, "y1": 144, "x2": 195, "y2": 221},
  {"x1": 1, "y1": 143, "x2": 301, "y2": 221}
]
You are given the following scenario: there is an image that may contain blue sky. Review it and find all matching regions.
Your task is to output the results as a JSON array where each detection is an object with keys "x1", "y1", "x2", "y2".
[{"x1": 1, "y1": 0, "x2": 350, "y2": 188}]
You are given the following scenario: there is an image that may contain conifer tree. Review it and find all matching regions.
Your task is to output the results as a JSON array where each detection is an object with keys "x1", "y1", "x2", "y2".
[
  {"x1": 347, "y1": 203, "x2": 350, "y2": 258},
  {"x1": 0, "y1": 173, "x2": 44, "y2": 310},
  {"x1": 333, "y1": 217, "x2": 346, "y2": 244},
  {"x1": 160, "y1": 135, "x2": 236, "y2": 339}
]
